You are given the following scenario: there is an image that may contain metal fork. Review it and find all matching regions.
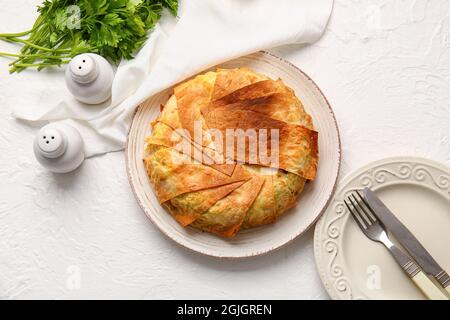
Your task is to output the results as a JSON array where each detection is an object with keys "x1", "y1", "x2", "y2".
[
  {"x1": 345, "y1": 190, "x2": 449, "y2": 299},
  {"x1": 345, "y1": 190, "x2": 421, "y2": 278}
]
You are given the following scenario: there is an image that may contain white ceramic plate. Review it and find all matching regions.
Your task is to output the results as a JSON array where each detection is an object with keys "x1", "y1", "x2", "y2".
[
  {"x1": 314, "y1": 157, "x2": 450, "y2": 299},
  {"x1": 126, "y1": 51, "x2": 341, "y2": 258}
]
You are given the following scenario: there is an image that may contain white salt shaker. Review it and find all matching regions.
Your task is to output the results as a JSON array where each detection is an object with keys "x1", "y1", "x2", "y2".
[
  {"x1": 33, "y1": 123, "x2": 85, "y2": 173},
  {"x1": 65, "y1": 53, "x2": 114, "y2": 104}
]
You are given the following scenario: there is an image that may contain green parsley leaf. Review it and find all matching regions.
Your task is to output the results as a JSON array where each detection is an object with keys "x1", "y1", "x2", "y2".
[{"x1": 0, "y1": 0, "x2": 178, "y2": 73}]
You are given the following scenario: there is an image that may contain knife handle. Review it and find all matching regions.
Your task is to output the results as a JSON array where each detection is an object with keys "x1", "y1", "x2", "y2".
[
  {"x1": 387, "y1": 246, "x2": 448, "y2": 300},
  {"x1": 411, "y1": 271, "x2": 449, "y2": 300},
  {"x1": 435, "y1": 270, "x2": 450, "y2": 295}
]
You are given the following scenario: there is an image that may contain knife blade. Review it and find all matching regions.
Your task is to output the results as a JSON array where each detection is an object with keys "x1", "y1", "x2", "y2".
[{"x1": 363, "y1": 187, "x2": 450, "y2": 291}]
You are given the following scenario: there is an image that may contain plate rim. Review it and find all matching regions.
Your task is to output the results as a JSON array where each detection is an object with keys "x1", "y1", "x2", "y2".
[
  {"x1": 125, "y1": 50, "x2": 342, "y2": 258},
  {"x1": 313, "y1": 156, "x2": 450, "y2": 299}
]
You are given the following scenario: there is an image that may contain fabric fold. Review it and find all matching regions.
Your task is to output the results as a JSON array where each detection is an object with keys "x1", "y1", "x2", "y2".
[{"x1": 12, "y1": 0, "x2": 333, "y2": 157}]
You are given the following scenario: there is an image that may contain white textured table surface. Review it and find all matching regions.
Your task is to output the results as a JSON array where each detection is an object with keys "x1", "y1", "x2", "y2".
[{"x1": 1, "y1": 0, "x2": 449, "y2": 299}]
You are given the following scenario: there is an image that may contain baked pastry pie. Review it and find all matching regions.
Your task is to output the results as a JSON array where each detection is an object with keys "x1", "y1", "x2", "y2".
[{"x1": 144, "y1": 68, "x2": 318, "y2": 237}]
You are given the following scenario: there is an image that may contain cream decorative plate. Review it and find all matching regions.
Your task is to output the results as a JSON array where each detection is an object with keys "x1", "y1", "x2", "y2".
[
  {"x1": 126, "y1": 51, "x2": 341, "y2": 258},
  {"x1": 314, "y1": 157, "x2": 450, "y2": 299}
]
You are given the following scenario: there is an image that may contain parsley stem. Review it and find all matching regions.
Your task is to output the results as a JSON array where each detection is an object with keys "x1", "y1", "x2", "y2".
[
  {"x1": 0, "y1": 0, "x2": 179, "y2": 72},
  {"x1": 12, "y1": 61, "x2": 70, "y2": 68},
  {"x1": 0, "y1": 30, "x2": 33, "y2": 38},
  {"x1": 0, "y1": 52, "x2": 23, "y2": 57},
  {"x1": 7, "y1": 37, "x2": 71, "y2": 53},
  {"x1": 0, "y1": 51, "x2": 68, "y2": 59}
]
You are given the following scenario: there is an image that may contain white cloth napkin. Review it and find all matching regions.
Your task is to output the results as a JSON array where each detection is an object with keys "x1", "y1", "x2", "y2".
[{"x1": 13, "y1": 0, "x2": 333, "y2": 157}]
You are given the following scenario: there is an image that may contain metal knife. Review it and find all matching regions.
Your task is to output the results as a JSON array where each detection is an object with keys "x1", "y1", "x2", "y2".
[{"x1": 363, "y1": 187, "x2": 450, "y2": 294}]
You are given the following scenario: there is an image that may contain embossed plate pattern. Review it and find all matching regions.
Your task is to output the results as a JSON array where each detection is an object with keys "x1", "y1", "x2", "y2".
[{"x1": 314, "y1": 157, "x2": 450, "y2": 299}]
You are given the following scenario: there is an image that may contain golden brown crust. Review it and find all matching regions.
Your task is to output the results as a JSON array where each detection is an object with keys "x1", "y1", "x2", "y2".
[
  {"x1": 174, "y1": 73, "x2": 214, "y2": 142},
  {"x1": 242, "y1": 175, "x2": 276, "y2": 228},
  {"x1": 210, "y1": 79, "x2": 313, "y2": 129},
  {"x1": 190, "y1": 176, "x2": 265, "y2": 237},
  {"x1": 157, "y1": 95, "x2": 182, "y2": 131},
  {"x1": 145, "y1": 121, "x2": 236, "y2": 176},
  {"x1": 202, "y1": 107, "x2": 318, "y2": 180},
  {"x1": 212, "y1": 68, "x2": 268, "y2": 101},
  {"x1": 172, "y1": 73, "x2": 236, "y2": 176},
  {"x1": 143, "y1": 147, "x2": 252, "y2": 203},
  {"x1": 165, "y1": 180, "x2": 246, "y2": 227},
  {"x1": 143, "y1": 67, "x2": 318, "y2": 237},
  {"x1": 273, "y1": 171, "x2": 306, "y2": 216},
  {"x1": 212, "y1": 80, "x2": 281, "y2": 106}
]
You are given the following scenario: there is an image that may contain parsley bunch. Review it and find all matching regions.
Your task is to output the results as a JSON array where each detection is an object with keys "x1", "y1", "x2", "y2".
[{"x1": 0, "y1": 0, "x2": 178, "y2": 73}]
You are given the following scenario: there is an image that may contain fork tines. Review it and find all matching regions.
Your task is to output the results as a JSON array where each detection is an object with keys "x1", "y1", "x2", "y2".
[{"x1": 344, "y1": 190, "x2": 377, "y2": 229}]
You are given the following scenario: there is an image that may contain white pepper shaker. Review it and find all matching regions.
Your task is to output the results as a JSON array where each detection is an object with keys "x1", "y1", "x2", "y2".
[
  {"x1": 65, "y1": 53, "x2": 114, "y2": 104},
  {"x1": 33, "y1": 123, "x2": 85, "y2": 173}
]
